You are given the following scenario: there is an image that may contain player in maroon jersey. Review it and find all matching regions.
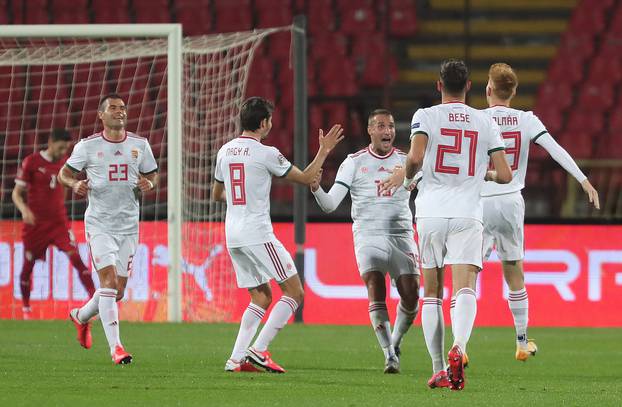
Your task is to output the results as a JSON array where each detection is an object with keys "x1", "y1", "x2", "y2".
[{"x1": 12, "y1": 129, "x2": 95, "y2": 319}]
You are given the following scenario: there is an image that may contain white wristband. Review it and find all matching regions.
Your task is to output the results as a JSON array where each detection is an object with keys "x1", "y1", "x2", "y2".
[
  {"x1": 146, "y1": 180, "x2": 154, "y2": 190},
  {"x1": 403, "y1": 176, "x2": 414, "y2": 189}
]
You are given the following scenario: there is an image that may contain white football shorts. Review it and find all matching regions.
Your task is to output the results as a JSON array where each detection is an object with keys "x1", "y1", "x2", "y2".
[
  {"x1": 228, "y1": 238, "x2": 298, "y2": 289},
  {"x1": 87, "y1": 231, "x2": 138, "y2": 277},
  {"x1": 416, "y1": 217, "x2": 484, "y2": 269},
  {"x1": 482, "y1": 192, "x2": 525, "y2": 262},
  {"x1": 353, "y1": 234, "x2": 420, "y2": 279}
]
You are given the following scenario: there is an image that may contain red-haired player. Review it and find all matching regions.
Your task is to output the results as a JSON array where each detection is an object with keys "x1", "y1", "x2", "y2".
[{"x1": 12, "y1": 129, "x2": 95, "y2": 319}]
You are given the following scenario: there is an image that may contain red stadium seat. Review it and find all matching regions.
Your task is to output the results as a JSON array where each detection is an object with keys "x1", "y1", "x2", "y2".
[
  {"x1": 388, "y1": 0, "x2": 417, "y2": 37},
  {"x1": 213, "y1": 0, "x2": 252, "y2": 32},
  {"x1": 555, "y1": 131, "x2": 594, "y2": 159},
  {"x1": 594, "y1": 132, "x2": 622, "y2": 158},
  {"x1": 134, "y1": 9, "x2": 171, "y2": 24},
  {"x1": 256, "y1": 5, "x2": 292, "y2": 28},
  {"x1": 309, "y1": 33, "x2": 348, "y2": 61},
  {"x1": 535, "y1": 82, "x2": 573, "y2": 113},
  {"x1": 533, "y1": 106, "x2": 563, "y2": 136},
  {"x1": 547, "y1": 56, "x2": 584, "y2": 86},
  {"x1": 92, "y1": 9, "x2": 131, "y2": 24},
  {"x1": 53, "y1": 11, "x2": 89, "y2": 24},
  {"x1": 318, "y1": 57, "x2": 358, "y2": 96},
  {"x1": 306, "y1": 0, "x2": 337, "y2": 34},
  {"x1": 322, "y1": 102, "x2": 348, "y2": 129},
  {"x1": 577, "y1": 82, "x2": 615, "y2": 112},
  {"x1": 608, "y1": 106, "x2": 622, "y2": 132},
  {"x1": 599, "y1": 32, "x2": 622, "y2": 61},
  {"x1": 566, "y1": 111, "x2": 604, "y2": 134},
  {"x1": 586, "y1": 56, "x2": 622, "y2": 85},
  {"x1": 339, "y1": 5, "x2": 377, "y2": 34},
  {"x1": 556, "y1": 32, "x2": 596, "y2": 62},
  {"x1": 567, "y1": 7, "x2": 606, "y2": 35}
]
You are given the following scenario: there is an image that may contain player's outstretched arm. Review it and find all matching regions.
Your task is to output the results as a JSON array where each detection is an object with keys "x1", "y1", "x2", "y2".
[
  {"x1": 58, "y1": 166, "x2": 90, "y2": 197},
  {"x1": 403, "y1": 133, "x2": 427, "y2": 190},
  {"x1": 285, "y1": 124, "x2": 344, "y2": 186},
  {"x1": 11, "y1": 184, "x2": 35, "y2": 225},
  {"x1": 211, "y1": 181, "x2": 226, "y2": 202},
  {"x1": 310, "y1": 169, "x2": 348, "y2": 213},
  {"x1": 536, "y1": 133, "x2": 600, "y2": 209},
  {"x1": 486, "y1": 150, "x2": 512, "y2": 184}
]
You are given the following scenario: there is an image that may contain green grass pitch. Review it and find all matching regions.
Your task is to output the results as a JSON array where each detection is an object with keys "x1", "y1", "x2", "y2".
[{"x1": 1, "y1": 321, "x2": 620, "y2": 406}]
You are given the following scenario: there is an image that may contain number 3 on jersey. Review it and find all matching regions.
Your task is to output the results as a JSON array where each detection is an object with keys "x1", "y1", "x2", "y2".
[
  {"x1": 229, "y1": 163, "x2": 246, "y2": 205},
  {"x1": 435, "y1": 128, "x2": 478, "y2": 176}
]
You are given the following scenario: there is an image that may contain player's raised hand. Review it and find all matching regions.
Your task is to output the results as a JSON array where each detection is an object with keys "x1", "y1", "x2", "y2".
[
  {"x1": 378, "y1": 165, "x2": 404, "y2": 194},
  {"x1": 310, "y1": 169, "x2": 323, "y2": 192},
  {"x1": 73, "y1": 179, "x2": 90, "y2": 197},
  {"x1": 318, "y1": 124, "x2": 344, "y2": 154},
  {"x1": 21, "y1": 207, "x2": 36, "y2": 225},
  {"x1": 136, "y1": 177, "x2": 155, "y2": 192},
  {"x1": 581, "y1": 179, "x2": 600, "y2": 210}
]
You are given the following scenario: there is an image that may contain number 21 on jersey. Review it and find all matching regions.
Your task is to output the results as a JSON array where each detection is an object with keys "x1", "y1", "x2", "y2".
[
  {"x1": 435, "y1": 128, "x2": 478, "y2": 176},
  {"x1": 229, "y1": 163, "x2": 246, "y2": 205}
]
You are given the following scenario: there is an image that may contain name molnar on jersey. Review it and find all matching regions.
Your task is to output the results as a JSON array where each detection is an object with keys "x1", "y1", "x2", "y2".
[{"x1": 492, "y1": 115, "x2": 519, "y2": 126}]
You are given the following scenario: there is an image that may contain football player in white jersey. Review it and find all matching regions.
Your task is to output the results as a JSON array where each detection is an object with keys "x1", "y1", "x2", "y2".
[
  {"x1": 481, "y1": 63, "x2": 600, "y2": 361},
  {"x1": 401, "y1": 60, "x2": 512, "y2": 390},
  {"x1": 59, "y1": 94, "x2": 158, "y2": 365},
  {"x1": 310, "y1": 109, "x2": 420, "y2": 374},
  {"x1": 213, "y1": 97, "x2": 344, "y2": 373}
]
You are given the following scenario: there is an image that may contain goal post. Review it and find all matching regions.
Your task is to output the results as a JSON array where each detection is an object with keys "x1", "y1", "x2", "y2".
[{"x1": 0, "y1": 23, "x2": 298, "y2": 322}]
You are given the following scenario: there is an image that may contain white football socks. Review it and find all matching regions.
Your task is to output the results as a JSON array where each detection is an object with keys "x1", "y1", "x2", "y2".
[
  {"x1": 77, "y1": 290, "x2": 101, "y2": 323},
  {"x1": 368, "y1": 301, "x2": 395, "y2": 359},
  {"x1": 452, "y1": 288, "x2": 477, "y2": 353},
  {"x1": 230, "y1": 302, "x2": 266, "y2": 361},
  {"x1": 391, "y1": 300, "x2": 418, "y2": 350},
  {"x1": 508, "y1": 288, "x2": 529, "y2": 347},
  {"x1": 252, "y1": 296, "x2": 298, "y2": 352},
  {"x1": 98, "y1": 288, "x2": 121, "y2": 353},
  {"x1": 422, "y1": 297, "x2": 446, "y2": 373}
]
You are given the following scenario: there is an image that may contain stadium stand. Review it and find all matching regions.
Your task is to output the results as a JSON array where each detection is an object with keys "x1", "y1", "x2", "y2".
[{"x1": 0, "y1": 0, "x2": 619, "y2": 220}]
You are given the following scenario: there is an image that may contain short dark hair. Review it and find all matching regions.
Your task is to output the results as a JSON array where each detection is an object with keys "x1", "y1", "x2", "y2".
[
  {"x1": 440, "y1": 59, "x2": 469, "y2": 95},
  {"x1": 240, "y1": 97, "x2": 274, "y2": 131},
  {"x1": 367, "y1": 108, "x2": 393, "y2": 126},
  {"x1": 49, "y1": 128, "x2": 71, "y2": 142},
  {"x1": 98, "y1": 93, "x2": 125, "y2": 111}
]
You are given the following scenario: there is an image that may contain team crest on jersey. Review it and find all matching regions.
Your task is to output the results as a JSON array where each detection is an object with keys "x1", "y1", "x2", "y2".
[
  {"x1": 277, "y1": 154, "x2": 286, "y2": 165},
  {"x1": 131, "y1": 148, "x2": 139, "y2": 160}
]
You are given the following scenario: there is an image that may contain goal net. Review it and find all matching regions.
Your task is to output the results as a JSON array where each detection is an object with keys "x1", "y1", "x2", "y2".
[{"x1": 0, "y1": 25, "x2": 291, "y2": 322}]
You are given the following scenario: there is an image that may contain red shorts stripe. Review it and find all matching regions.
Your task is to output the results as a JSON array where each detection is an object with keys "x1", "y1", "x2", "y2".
[{"x1": 264, "y1": 243, "x2": 287, "y2": 280}]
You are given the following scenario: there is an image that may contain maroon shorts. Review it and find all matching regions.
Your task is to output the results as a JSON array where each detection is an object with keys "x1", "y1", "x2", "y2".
[{"x1": 22, "y1": 222, "x2": 77, "y2": 260}]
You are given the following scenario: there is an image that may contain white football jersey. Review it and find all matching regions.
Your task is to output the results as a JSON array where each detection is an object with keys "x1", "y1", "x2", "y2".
[
  {"x1": 481, "y1": 106, "x2": 548, "y2": 197},
  {"x1": 65, "y1": 131, "x2": 158, "y2": 235},
  {"x1": 336, "y1": 146, "x2": 413, "y2": 237},
  {"x1": 214, "y1": 136, "x2": 292, "y2": 248},
  {"x1": 411, "y1": 102, "x2": 505, "y2": 221}
]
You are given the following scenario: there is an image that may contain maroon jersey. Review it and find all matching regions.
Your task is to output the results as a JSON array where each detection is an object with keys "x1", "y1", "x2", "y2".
[{"x1": 15, "y1": 151, "x2": 68, "y2": 226}]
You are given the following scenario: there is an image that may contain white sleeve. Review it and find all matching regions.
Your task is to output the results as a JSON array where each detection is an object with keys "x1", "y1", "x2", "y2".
[
  {"x1": 311, "y1": 184, "x2": 349, "y2": 213},
  {"x1": 265, "y1": 146, "x2": 293, "y2": 177},
  {"x1": 65, "y1": 140, "x2": 87, "y2": 172},
  {"x1": 139, "y1": 140, "x2": 158, "y2": 174},
  {"x1": 334, "y1": 156, "x2": 355, "y2": 189},
  {"x1": 535, "y1": 133, "x2": 587, "y2": 183},
  {"x1": 487, "y1": 120, "x2": 505, "y2": 154},
  {"x1": 410, "y1": 108, "x2": 430, "y2": 140},
  {"x1": 214, "y1": 151, "x2": 224, "y2": 183}
]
